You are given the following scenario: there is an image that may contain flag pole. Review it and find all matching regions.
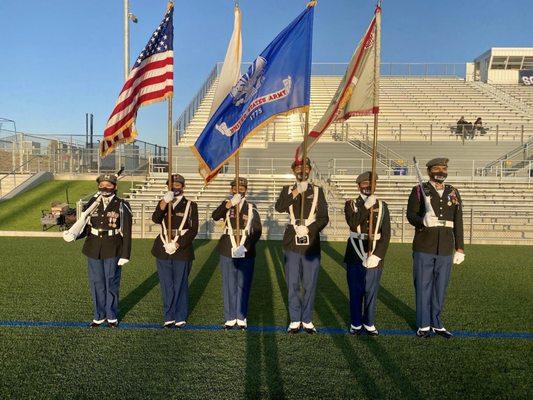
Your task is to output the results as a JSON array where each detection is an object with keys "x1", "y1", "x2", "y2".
[
  {"x1": 299, "y1": 111, "x2": 310, "y2": 223},
  {"x1": 166, "y1": 0, "x2": 174, "y2": 241},
  {"x1": 167, "y1": 95, "x2": 173, "y2": 240},
  {"x1": 235, "y1": 151, "x2": 241, "y2": 245},
  {"x1": 368, "y1": 2, "x2": 381, "y2": 254},
  {"x1": 298, "y1": 0, "x2": 316, "y2": 225}
]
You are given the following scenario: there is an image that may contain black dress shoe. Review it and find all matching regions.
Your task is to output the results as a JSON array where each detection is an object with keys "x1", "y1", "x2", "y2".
[
  {"x1": 162, "y1": 323, "x2": 175, "y2": 329},
  {"x1": 107, "y1": 321, "x2": 119, "y2": 328},
  {"x1": 349, "y1": 326, "x2": 363, "y2": 335},
  {"x1": 224, "y1": 324, "x2": 236, "y2": 330},
  {"x1": 416, "y1": 329, "x2": 431, "y2": 338},
  {"x1": 365, "y1": 328, "x2": 379, "y2": 336},
  {"x1": 89, "y1": 321, "x2": 103, "y2": 328},
  {"x1": 432, "y1": 328, "x2": 453, "y2": 339}
]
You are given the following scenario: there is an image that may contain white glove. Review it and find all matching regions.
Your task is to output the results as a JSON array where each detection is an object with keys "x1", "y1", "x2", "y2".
[
  {"x1": 230, "y1": 193, "x2": 242, "y2": 206},
  {"x1": 364, "y1": 194, "x2": 377, "y2": 210},
  {"x1": 117, "y1": 258, "x2": 129, "y2": 266},
  {"x1": 62, "y1": 231, "x2": 76, "y2": 242},
  {"x1": 163, "y1": 242, "x2": 178, "y2": 255},
  {"x1": 163, "y1": 191, "x2": 174, "y2": 203},
  {"x1": 233, "y1": 245, "x2": 247, "y2": 258},
  {"x1": 423, "y1": 213, "x2": 439, "y2": 227},
  {"x1": 294, "y1": 225, "x2": 309, "y2": 237},
  {"x1": 453, "y1": 251, "x2": 465, "y2": 265},
  {"x1": 296, "y1": 181, "x2": 309, "y2": 193},
  {"x1": 363, "y1": 254, "x2": 381, "y2": 268}
]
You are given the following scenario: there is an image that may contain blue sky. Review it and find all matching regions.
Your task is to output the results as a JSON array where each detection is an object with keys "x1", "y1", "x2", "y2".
[{"x1": 0, "y1": 0, "x2": 531, "y2": 145}]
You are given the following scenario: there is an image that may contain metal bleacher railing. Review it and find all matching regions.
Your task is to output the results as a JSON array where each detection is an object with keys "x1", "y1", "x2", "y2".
[{"x1": 0, "y1": 128, "x2": 166, "y2": 176}]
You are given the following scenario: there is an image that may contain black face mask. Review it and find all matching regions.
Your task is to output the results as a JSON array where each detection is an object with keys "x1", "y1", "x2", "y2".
[
  {"x1": 173, "y1": 189, "x2": 183, "y2": 196},
  {"x1": 430, "y1": 172, "x2": 447, "y2": 183},
  {"x1": 99, "y1": 188, "x2": 116, "y2": 197},
  {"x1": 295, "y1": 172, "x2": 309, "y2": 182},
  {"x1": 360, "y1": 187, "x2": 372, "y2": 196}
]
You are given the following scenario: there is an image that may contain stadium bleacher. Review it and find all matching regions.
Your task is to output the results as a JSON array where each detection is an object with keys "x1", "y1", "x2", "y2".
[
  {"x1": 176, "y1": 76, "x2": 533, "y2": 145},
  {"x1": 121, "y1": 66, "x2": 533, "y2": 245}
]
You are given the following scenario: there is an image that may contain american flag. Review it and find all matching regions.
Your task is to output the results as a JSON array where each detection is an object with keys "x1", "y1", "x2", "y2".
[{"x1": 100, "y1": 4, "x2": 174, "y2": 157}]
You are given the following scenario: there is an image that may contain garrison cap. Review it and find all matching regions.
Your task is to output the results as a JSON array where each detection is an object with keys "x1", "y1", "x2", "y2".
[
  {"x1": 166, "y1": 173, "x2": 186, "y2": 186},
  {"x1": 291, "y1": 157, "x2": 312, "y2": 169},
  {"x1": 230, "y1": 177, "x2": 248, "y2": 188},
  {"x1": 426, "y1": 157, "x2": 449, "y2": 168},
  {"x1": 96, "y1": 173, "x2": 118, "y2": 186},
  {"x1": 356, "y1": 171, "x2": 378, "y2": 184}
]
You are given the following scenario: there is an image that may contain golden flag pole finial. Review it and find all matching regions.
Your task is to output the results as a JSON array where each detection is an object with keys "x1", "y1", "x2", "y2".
[
  {"x1": 307, "y1": 1, "x2": 317, "y2": 8},
  {"x1": 167, "y1": 1, "x2": 174, "y2": 11}
]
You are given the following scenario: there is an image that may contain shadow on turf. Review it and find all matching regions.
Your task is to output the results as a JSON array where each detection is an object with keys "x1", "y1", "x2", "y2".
[
  {"x1": 119, "y1": 240, "x2": 214, "y2": 321},
  {"x1": 244, "y1": 243, "x2": 286, "y2": 399},
  {"x1": 315, "y1": 264, "x2": 424, "y2": 400},
  {"x1": 321, "y1": 242, "x2": 417, "y2": 330},
  {"x1": 188, "y1": 240, "x2": 220, "y2": 314}
]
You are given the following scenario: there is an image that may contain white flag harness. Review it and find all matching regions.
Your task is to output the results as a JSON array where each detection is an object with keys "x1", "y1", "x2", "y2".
[{"x1": 349, "y1": 198, "x2": 383, "y2": 262}]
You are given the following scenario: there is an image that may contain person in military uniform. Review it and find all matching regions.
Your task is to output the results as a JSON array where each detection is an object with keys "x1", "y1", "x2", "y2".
[
  {"x1": 63, "y1": 172, "x2": 132, "y2": 328},
  {"x1": 212, "y1": 177, "x2": 262, "y2": 330},
  {"x1": 275, "y1": 158, "x2": 329, "y2": 334},
  {"x1": 151, "y1": 174, "x2": 199, "y2": 329},
  {"x1": 344, "y1": 171, "x2": 391, "y2": 336},
  {"x1": 407, "y1": 157, "x2": 465, "y2": 339}
]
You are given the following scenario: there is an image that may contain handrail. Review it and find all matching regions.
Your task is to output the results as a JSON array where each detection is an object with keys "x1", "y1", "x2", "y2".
[
  {"x1": 478, "y1": 79, "x2": 533, "y2": 116},
  {"x1": 0, "y1": 155, "x2": 44, "y2": 182},
  {"x1": 482, "y1": 138, "x2": 533, "y2": 172},
  {"x1": 347, "y1": 139, "x2": 404, "y2": 168},
  {"x1": 174, "y1": 64, "x2": 218, "y2": 144}
]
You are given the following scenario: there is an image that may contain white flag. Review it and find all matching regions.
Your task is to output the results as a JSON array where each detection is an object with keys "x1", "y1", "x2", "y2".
[{"x1": 209, "y1": 4, "x2": 243, "y2": 117}]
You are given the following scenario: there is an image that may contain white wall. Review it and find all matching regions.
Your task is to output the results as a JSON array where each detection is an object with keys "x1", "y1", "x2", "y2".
[{"x1": 488, "y1": 70, "x2": 520, "y2": 84}]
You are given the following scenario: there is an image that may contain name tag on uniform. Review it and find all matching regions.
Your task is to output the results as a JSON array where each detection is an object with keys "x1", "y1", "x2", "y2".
[
  {"x1": 176, "y1": 212, "x2": 185, "y2": 217},
  {"x1": 295, "y1": 235, "x2": 309, "y2": 245},
  {"x1": 307, "y1": 194, "x2": 314, "y2": 199}
]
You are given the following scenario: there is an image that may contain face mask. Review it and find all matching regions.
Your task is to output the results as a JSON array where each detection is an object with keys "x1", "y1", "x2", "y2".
[
  {"x1": 430, "y1": 171, "x2": 447, "y2": 183},
  {"x1": 295, "y1": 171, "x2": 309, "y2": 182},
  {"x1": 360, "y1": 187, "x2": 372, "y2": 196},
  {"x1": 99, "y1": 187, "x2": 116, "y2": 197},
  {"x1": 231, "y1": 191, "x2": 246, "y2": 198},
  {"x1": 173, "y1": 189, "x2": 183, "y2": 196}
]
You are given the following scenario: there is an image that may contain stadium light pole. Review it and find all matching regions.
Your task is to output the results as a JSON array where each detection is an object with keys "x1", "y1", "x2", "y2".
[{"x1": 124, "y1": 0, "x2": 139, "y2": 80}]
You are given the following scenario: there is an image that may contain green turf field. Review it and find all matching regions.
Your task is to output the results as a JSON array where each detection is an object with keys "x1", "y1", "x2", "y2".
[
  {"x1": 0, "y1": 238, "x2": 531, "y2": 399},
  {"x1": 0, "y1": 180, "x2": 137, "y2": 231}
]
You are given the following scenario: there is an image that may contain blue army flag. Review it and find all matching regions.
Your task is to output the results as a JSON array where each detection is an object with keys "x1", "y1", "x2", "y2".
[{"x1": 192, "y1": 3, "x2": 315, "y2": 182}]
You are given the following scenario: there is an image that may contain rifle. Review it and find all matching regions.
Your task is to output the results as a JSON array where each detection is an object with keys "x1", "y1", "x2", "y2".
[
  {"x1": 63, "y1": 167, "x2": 124, "y2": 241},
  {"x1": 413, "y1": 157, "x2": 435, "y2": 217}
]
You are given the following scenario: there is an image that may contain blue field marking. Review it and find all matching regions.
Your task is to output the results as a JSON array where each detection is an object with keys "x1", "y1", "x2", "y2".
[{"x1": 1, "y1": 320, "x2": 532, "y2": 339}]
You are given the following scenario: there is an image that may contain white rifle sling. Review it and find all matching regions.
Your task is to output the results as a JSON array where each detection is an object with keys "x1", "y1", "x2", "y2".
[
  {"x1": 161, "y1": 199, "x2": 191, "y2": 245},
  {"x1": 289, "y1": 185, "x2": 319, "y2": 226},
  {"x1": 225, "y1": 200, "x2": 254, "y2": 249},
  {"x1": 349, "y1": 199, "x2": 384, "y2": 261}
]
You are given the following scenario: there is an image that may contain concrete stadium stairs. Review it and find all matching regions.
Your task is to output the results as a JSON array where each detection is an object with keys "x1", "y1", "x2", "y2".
[{"x1": 0, "y1": 173, "x2": 32, "y2": 199}]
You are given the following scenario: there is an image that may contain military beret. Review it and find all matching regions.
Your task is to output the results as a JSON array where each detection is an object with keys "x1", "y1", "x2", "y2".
[
  {"x1": 166, "y1": 173, "x2": 186, "y2": 185},
  {"x1": 426, "y1": 157, "x2": 449, "y2": 168},
  {"x1": 96, "y1": 173, "x2": 118, "y2": 185},
  {"x1": 291, "y1": 157, "x2": 312, "y2": 169},
  {"x1": 230, "y1": 177, "x2": 248, "y2": 188},
  {"x1": 356, "y1": 171, "x2": 378, "y2": 184}
]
